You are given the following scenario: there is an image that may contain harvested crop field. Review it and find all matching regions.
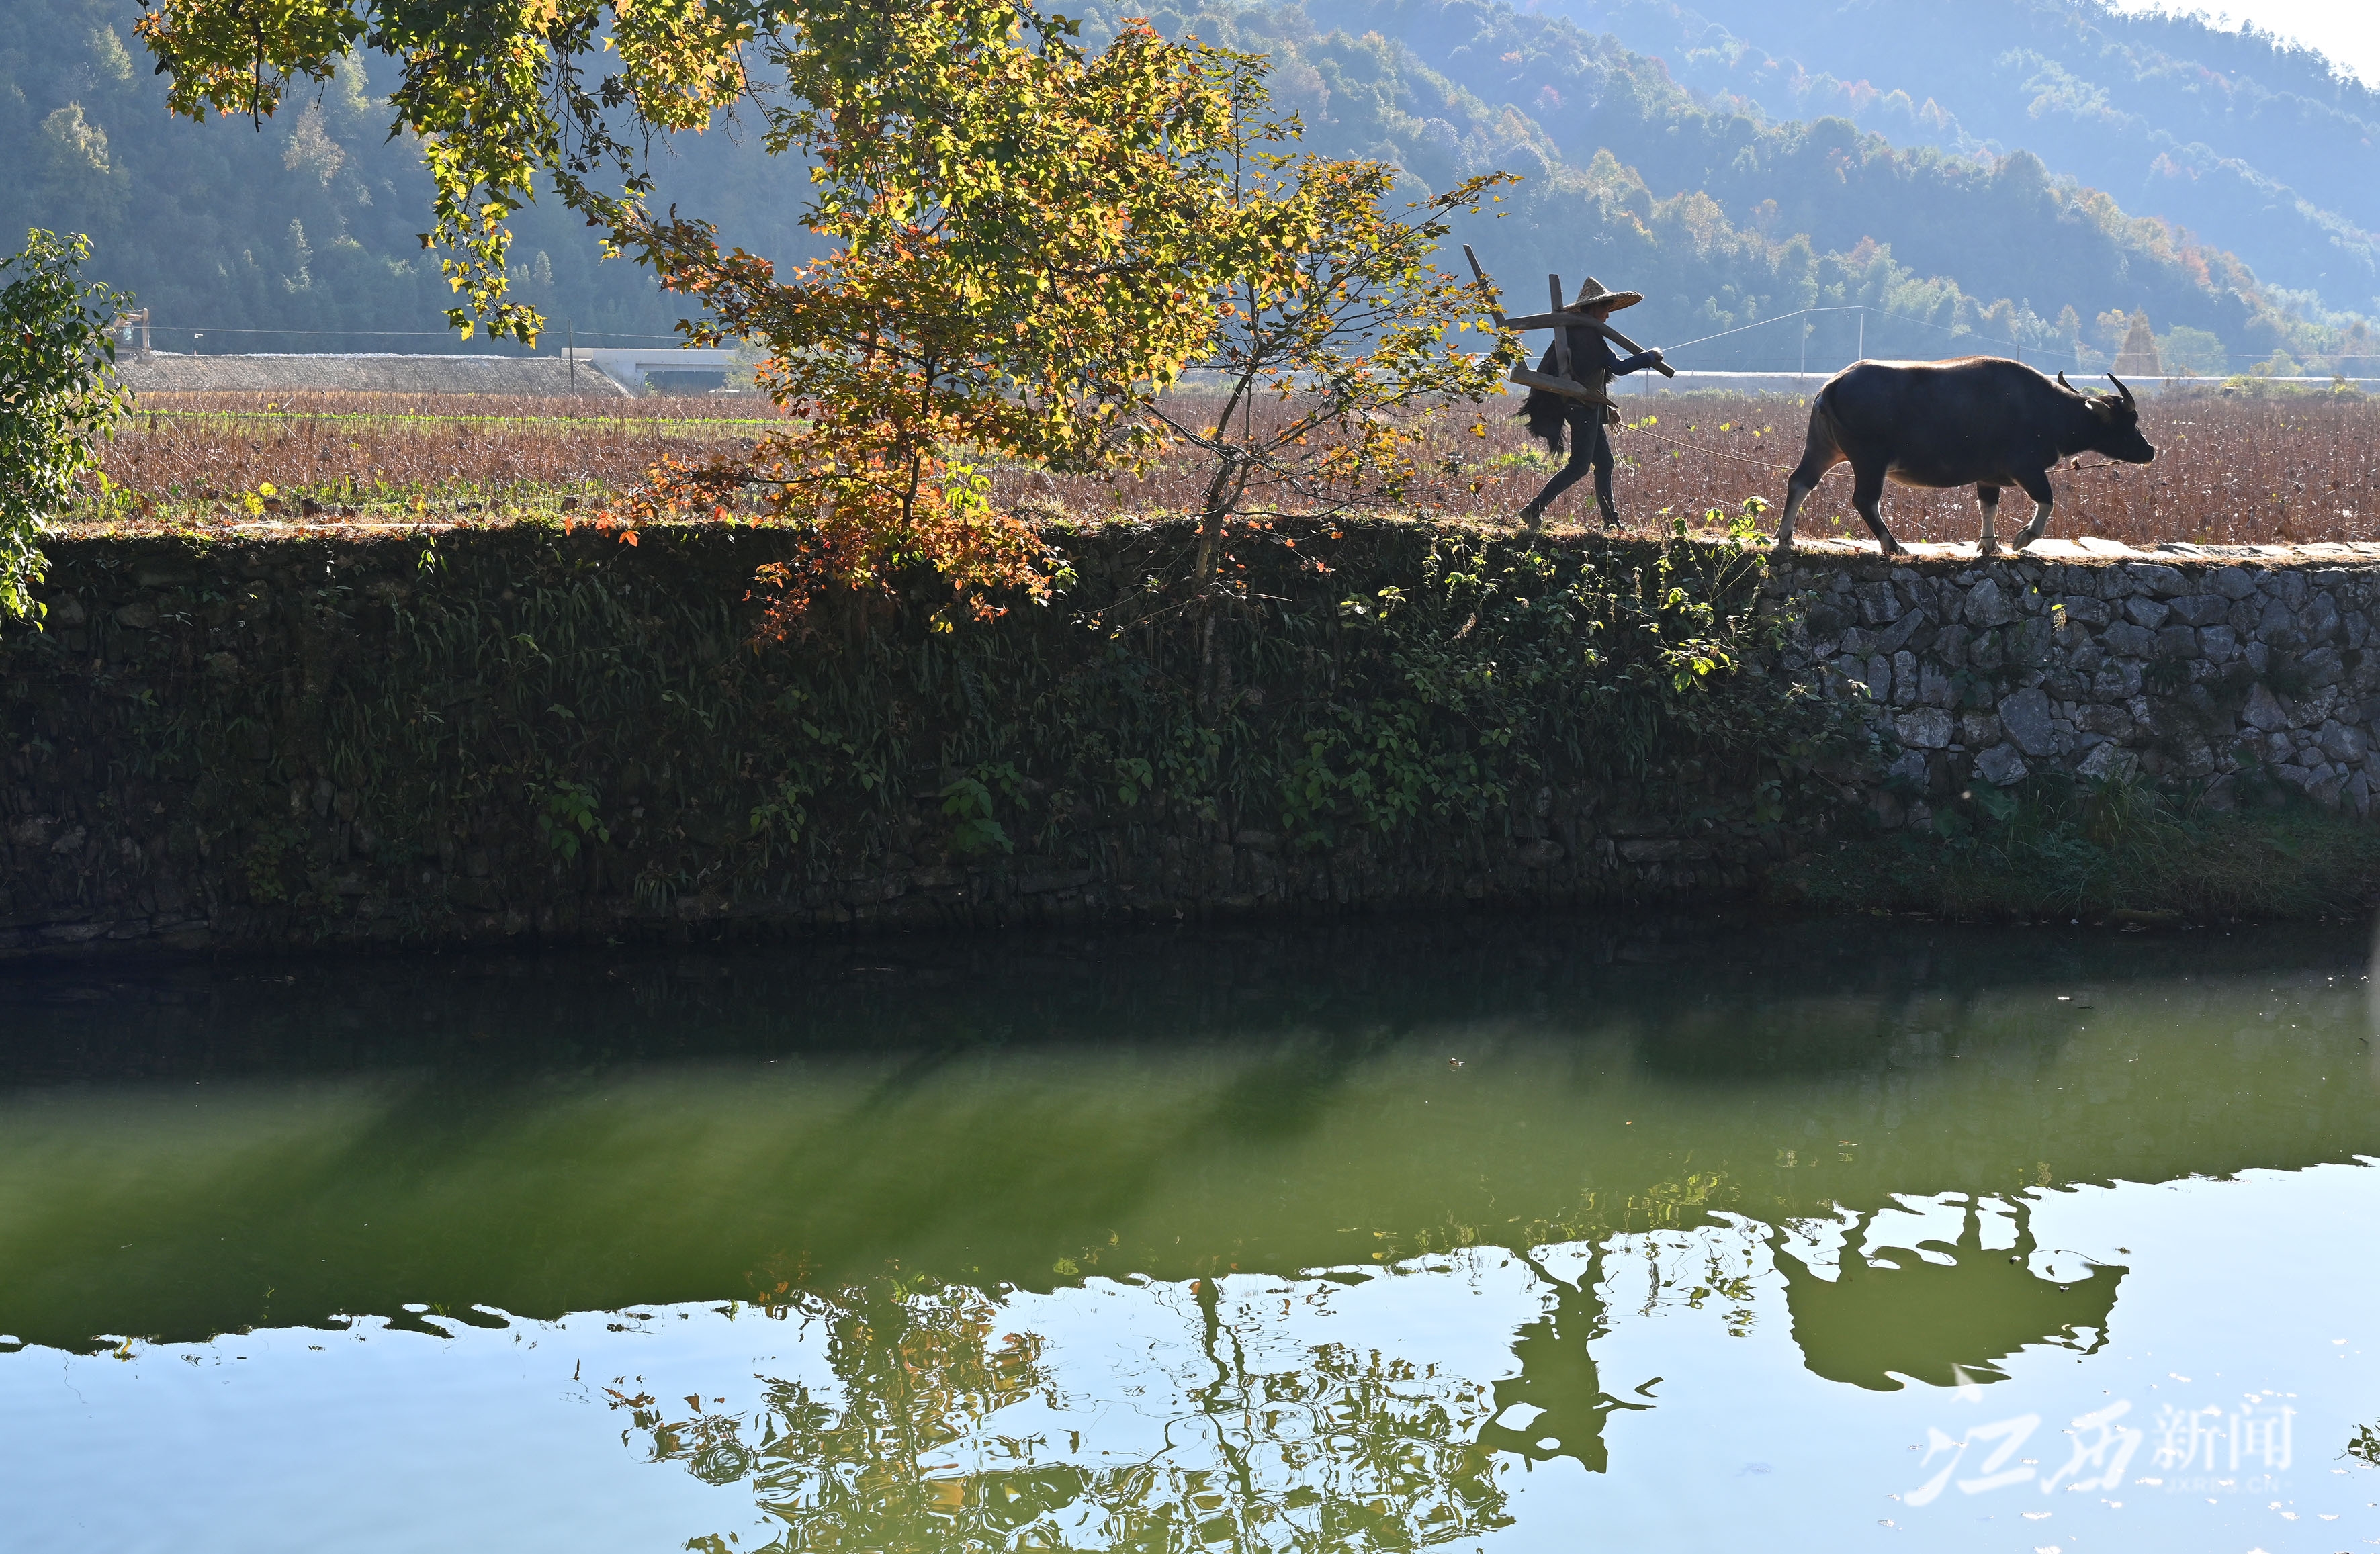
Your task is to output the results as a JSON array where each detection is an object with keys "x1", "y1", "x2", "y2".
[{"x1": 62, "y1": 385, "x2": 2380, "y2": 549}]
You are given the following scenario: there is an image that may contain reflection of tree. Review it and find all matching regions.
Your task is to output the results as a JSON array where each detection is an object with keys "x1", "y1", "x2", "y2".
[
  {"x1": 621, "y1": 1273, "x2": 1511, "y2": 1553},
  {"x1": 1772, "y1": 1195, "x2": 2124, "y2": 1391}
]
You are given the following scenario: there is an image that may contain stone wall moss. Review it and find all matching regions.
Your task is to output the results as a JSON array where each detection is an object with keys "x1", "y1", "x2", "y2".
[{"x1": 0, "y1": 518, "x2": 1859, "y2": 955}]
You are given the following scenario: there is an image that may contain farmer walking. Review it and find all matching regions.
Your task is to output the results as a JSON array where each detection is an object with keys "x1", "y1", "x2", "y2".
[{"x1": 1517, "y1": 277, "x2": 1667, "y2": 529}]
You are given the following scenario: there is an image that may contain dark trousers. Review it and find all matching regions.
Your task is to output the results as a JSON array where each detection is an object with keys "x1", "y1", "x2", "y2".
[{"x1": 1524, "y1": 414, "x2": 1618, "y2": 527}]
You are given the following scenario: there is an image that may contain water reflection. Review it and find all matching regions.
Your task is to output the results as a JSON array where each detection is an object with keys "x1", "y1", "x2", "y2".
[
  {"x1": 1, "y1": 917, "x2": 2377, "y2": 1550},
  {"x1": 626, "y1": 1274, "x2": 1511, "y2": 1553},
  {"x1": 1775, "y1": 1195, "x2": 2121, "y2": 1390}
]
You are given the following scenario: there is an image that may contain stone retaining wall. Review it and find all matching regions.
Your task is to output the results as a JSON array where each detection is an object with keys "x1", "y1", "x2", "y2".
[
  {"x1": 5, "y1": 525, "x2": 2377, "y2": 959},
  {"x1": 1772, "y1": 541, "x2": 2380, "y2": 826}
]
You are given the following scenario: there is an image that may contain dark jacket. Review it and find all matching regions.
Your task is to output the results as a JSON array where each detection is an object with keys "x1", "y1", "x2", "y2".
[{"x1": 1522, "y1": 325, "x2": 1661, "y2": 453}]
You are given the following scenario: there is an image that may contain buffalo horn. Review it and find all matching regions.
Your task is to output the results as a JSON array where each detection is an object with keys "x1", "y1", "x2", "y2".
[
  {"x1": 2107, "y1": 373, "x2": 2135, "y2": 408},
  {"x1": 2056, "y1": 369, "x2": 2074, "y2": 392}
]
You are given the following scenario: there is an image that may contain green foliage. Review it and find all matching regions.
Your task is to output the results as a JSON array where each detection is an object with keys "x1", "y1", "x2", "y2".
[
  {"x1": 1786, "y1": 770, "x2": 2380, "y2": 919},
  {"x1": 537, "y1": 777, "x2": 609, "y2": 860},
  {"x1": 939, "y1": 771, "x2": 1014, "y2": 856},
  {"x1": 0, "y1": 228, "x2": 127, "y2": 618},
  {"x1": 0, "y1": 520, "x2": 1859, "y2": 935}
]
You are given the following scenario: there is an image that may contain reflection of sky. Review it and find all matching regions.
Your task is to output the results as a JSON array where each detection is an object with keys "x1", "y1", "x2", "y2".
[{"x1": 4, "y1": 1164, "x2": 2375, "y2": 1552}]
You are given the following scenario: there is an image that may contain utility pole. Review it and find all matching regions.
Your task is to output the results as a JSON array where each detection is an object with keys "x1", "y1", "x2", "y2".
[
  {"x1": 1856, "y1": 308, "x2": 1865, "y2": 366},
  {"x1": 567, "y1": 320, "x2": 575, "y2": 394}
]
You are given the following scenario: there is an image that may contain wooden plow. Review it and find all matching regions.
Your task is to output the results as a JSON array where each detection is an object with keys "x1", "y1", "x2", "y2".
[{"x1": 1462, "y1": 245, "x2": 1675, "y2": 408}]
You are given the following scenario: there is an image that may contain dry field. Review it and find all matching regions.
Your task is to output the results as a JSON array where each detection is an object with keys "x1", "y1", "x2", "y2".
[
  {"x1": 62, "y1": 385, "x2": 2380, "y2": 549},
  {"x1": 87, "y1": 391, "x2": 779, "y2": 521}
]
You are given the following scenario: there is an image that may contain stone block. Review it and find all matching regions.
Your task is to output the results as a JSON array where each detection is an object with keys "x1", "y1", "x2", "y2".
[
  {"x1": 2241, "y1": 681, "x2": 2291, "y2": 732},
  {"x1": 1892, "y1": 649, "x2": 1921, "y2": 705},
  {"x1": 1876, "y1": 609, "x2": 1927, "y2": 654},
  {"x1": 2123, "y1": 596, "x2": 2171, "y2": 629},
  {"x1": 2256, "y1": 598, "x2": 2297, "y2": 641},
  {"x1": 1856, "y1": 581, "x2": 1902, "y2": 625},
  {"x1": 2074, "y1": 703, "x2": 2135, "y2": 739},
  {"x1": 2316, "y1": 720, "x2": 2369, "y2": 764},
  {"x1": 2211, "y1": 569, "x2": 2262, "y2": 600},
  {"x1": 1920, "y1": 662, "x2": 1953, "y2": 706},
  {"x1": 1968, "y1": 629, "x2": 2005, "y2": 672},
  {"x1": 1895, "y1": 708, "x2": 1953, "y2": 749},
  {"x1": 1997, "y1": 686, "x2": 2059, "y2": 757},
  {"x1": 2303, "y1": 645, "x2": 2346, "y2": 688},
  {"x1": 2090, "y1": 659, "x2": 2144, "y2": 700},
  {"x1": 1964, "y1": 577, "x2": 2015, "y2": 627},
  {"x1": 1866, "y1": 653, "x2": 1893, "y2": 701},
  {"x1": 2011, "y1": 616, "x2": 2058, "y2": 667},
  {"x1": 1974, "y1": 742, "x2": 2029, "y2": 786},
  {"x1": 2123, "y1": 563, "x2": 2190, "y2": 598},
  {"x1": 2165, "y1": 594, "x2": 2229, "y2": 627},
  {"x1": 1960, "y1": 711, "x2": 2004, "y2": 747},
  {"x1": 2266, "y1": 571, "x2": 2309, "y2": 607},
  {"x1": 2058, "y1": 594, "x2": 2111, "y2": 627},
  {"x1": 2074, "y1": 741, "x2": 2138, "y2": 782},
  {"x1": 2199, "y1": 625, "x2": 2241, "y2": 664},
  {"x1": 2101, "y1": 621, "x2": 2157, "y2": 659},
  {"x1": 2299, "y1": 594, "x2": 2342, "y2": 641},
  {"x1": 2154, "y1": 625, "x2": 2201, "y2": 660}
]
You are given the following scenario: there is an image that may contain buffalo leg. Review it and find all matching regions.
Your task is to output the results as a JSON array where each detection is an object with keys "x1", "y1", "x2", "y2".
[
  {"x1": 1774, "y1": 449, "x2": 1841, "y2": 551},
  {"x1": 2011, "y1": 469, "x2": 2056, "y2": 549},
  {"x1": 1975, "y1": 484, "x2": 2002, "y2": 558},
  {"x1": 1850, "y1": 462, "x2": 1904, "y2": 556}
]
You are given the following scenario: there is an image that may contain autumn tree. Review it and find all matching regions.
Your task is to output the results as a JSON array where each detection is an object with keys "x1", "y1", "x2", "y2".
[
  {"x1": 135, "y1": 1, "x2": 1267, "y2": 623},
  {"x1": 1147, "y1": 122, "x2": 1517, "y2": 595},
  {"x1": 601, "y1": 13, "x2": 1261, "y2": 629},
  {"x1": 0, "y1": 229, "x2": 130, "y2": 619}
]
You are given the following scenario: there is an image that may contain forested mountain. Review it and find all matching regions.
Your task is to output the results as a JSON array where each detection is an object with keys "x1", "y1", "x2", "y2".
[
  {"x1": 1, "y1": 0, "x2": 2372, "y2": 374},
  {"x1": 0, "y1": 0, "x2": 798, "y2": 351},
  {"x1": 1530, "y1": 0, "x2": 2380, "y2": 312},
  {"x1": 1084, "y1": 0, "x2": 2370, "y2": 373}
]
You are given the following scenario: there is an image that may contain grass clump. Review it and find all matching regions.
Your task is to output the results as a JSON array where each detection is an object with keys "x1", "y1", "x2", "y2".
[{"x1": 1779, "y1": 772, "x2": 2380, "y2": 920}]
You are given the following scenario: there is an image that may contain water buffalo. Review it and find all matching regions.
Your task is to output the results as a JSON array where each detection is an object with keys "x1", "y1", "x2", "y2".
[{"x1": 1773, "y1": 357, "x2": 2156, "y2": 556}]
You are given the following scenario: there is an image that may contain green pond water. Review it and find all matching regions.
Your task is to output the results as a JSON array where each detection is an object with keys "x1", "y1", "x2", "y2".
[{"x1": 3, "y1": 915, "x2": 2378, "y2": 1552}]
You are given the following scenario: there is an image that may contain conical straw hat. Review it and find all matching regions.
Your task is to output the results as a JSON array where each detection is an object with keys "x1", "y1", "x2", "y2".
[{"x1": 1567, "y1": 276, "x2": 1644, "y2": 311}]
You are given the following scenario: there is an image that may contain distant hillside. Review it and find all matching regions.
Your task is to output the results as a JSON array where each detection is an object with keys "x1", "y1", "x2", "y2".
[
  {"x1": 3, "y1": 0, "x2": 2371, "y2": 377},
  {"x1": 1073, "y1": 0, "x2": 2367, "y2": 373},
  {"x1": 0, "y1": 0, "x2": 808, "y2": 353},
  {"x1": 1530, "y1": 0, "x2": 2380, "y2": 312}
]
